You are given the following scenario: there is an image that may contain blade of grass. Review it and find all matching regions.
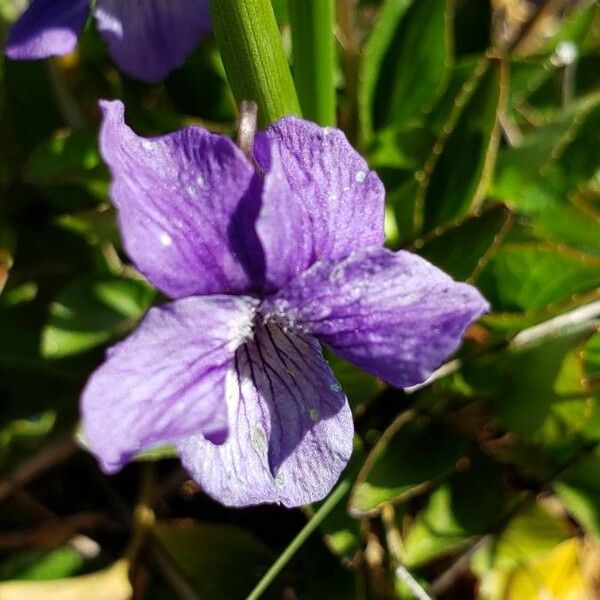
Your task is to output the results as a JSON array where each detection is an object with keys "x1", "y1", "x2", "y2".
[
  {"x1": 288, "y1": 0, "x2": 337, "y2": 125},
  {"x1": 245, "y1": 478, "x2": 351, "y2": 600}
]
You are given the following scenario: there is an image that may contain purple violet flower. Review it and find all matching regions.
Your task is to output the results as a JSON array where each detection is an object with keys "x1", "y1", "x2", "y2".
[
  {"x1": 5, "y1": 0, "x2": 211, "y2": 82},
  {"x1": 81, "y1": 100, "x2": 489, "y2": 507}
]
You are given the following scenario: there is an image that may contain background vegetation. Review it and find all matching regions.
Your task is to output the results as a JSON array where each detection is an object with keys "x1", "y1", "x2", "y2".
[{"x1": 0, "y1": 0, "x2": 599, "y2": 598}]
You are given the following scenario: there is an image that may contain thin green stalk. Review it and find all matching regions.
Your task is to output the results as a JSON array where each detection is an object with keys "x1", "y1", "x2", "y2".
[
  {"x1": 245, "y1": 478, "x2": 351, "y2": 600},
  {"x1": 125, "y1": 463, "x2": 155, "y2": 563},
  {"x1": 208, "y1": 0, "x2": 300, "y2": 127},
  {"x1": 288, "y1": 0, "x2": 337, "y2": 125}
]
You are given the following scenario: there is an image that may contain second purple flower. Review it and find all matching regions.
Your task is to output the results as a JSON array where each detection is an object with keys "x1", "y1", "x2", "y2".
[
  {"x1": 81, "y1": 100, "x2": 489, "y2": 507},
  {"x1": 5, "y1": 0, "x2": 211, "y2": 81}
]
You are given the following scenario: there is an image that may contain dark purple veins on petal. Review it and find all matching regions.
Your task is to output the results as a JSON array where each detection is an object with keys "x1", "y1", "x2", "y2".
[{"x1": 177, "y1": 322, "x2": 353, "y2": 507}]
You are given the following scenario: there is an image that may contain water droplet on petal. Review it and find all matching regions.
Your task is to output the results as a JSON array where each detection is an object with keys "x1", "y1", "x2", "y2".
[
  {"x1": 159, "y1": 232, "x2": 172, "y2": 247},
  {"x1": 355, "y1": 170, "x2": 367, "y2": 183}
]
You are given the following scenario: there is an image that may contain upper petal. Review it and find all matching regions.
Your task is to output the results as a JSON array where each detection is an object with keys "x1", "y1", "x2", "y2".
[
  {"x1": 254, "y1": 117, "x2": 385, "y2": 290},
  {"x1": 263, "y1": 247, "x2": 490, "y2": 388},
  {"x1": 177, "y1": 323, "x2": 353, "y2": 507},
  {"x1": 94, "y1": 0, "x2": 211, "y2": 82},
  {"x1": 81, "y1": 295, "x2": 258, "y2": 473},
  {"x1": 6, "y1": 0, "x2": 89, "y2": 59},
  {"x1": 99, "y1": 100, "x2": 264, "y2": 299}
]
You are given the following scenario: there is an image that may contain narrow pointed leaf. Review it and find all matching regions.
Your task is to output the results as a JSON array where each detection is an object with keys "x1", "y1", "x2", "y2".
[
  {"x1": 42, "y1": 275, "x2": 155, "y2": 358},
  {"x1": 420, "y1": 58, "x2": 506, "y2": 230},
  {"x1": 414, "y1": 203, "x2": 513, "y2": 281},
  {"x1": 349, "y1": 414, "x2": 466, "y2": 516},
  {"x1": 359, "y1": 0, "x2": 452, "y2": 141}
]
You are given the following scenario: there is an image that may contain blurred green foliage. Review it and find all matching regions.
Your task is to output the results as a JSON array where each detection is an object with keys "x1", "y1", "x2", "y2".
[{"x1": 0, "y1": 0, "x2": 599, "y2": 598}]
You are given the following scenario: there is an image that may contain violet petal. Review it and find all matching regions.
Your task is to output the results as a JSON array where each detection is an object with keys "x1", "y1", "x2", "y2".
[
  {"x1": 94, "y1": 0, "x2": 211, "y2": 82},
  {"x1": 6, "y1": 0, "x2": 90, "y2": 60},
  {"x1": 81, "y1": 295, "x2": 258, "y2": 474},
  {"x1": 264, "y1": 246, "x2": 490, "y2": 388},
  {"x1": 254, "y1": 117, "x2": 385, "y2": 289},
  {"x1": 177, "y1": 323, "x2": 353, "y2": 507},
  {"x1": 99, "y1": 100, "x2": 264, "y2": 299}
]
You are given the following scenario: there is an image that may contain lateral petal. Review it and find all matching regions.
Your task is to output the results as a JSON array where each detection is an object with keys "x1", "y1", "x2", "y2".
[
  {"x1": 81, "y1": 295, "x2": 258, "y2": 473},
  {"x1": 263, "y1": 246, "x2": 489, "y2": 388}
]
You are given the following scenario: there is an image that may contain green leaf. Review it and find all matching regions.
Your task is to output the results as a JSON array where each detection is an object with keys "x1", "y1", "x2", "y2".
[
  {"x1": 349, "y1": 414, "x2": 466, "y2": 516},
  {"x1": 584, "y1": 331, "x2": 600, "y2": 380},
  {"x1": 165, "y1": 43, "x2": 236, "y2": 124},
  {"x1": 499, "y1": 538, "x2": 586, "y2": 600},
  {"x1": 22, "y1": 129, "x2": 109, "y2": 213},
  {"x1": 462, "y1": 326, "x2": 595, "y2": 441},
  {"x1": 0, "y1": 412, "x2": 56, "y2": 472},
  {"x1": 359, "y1": 0, "x2": 452, "y2": 140},
  {"x1": 419, "y1": 58, "x2": 506, "y2": 231},
  {"x1": 42, "y1": 275, "x2": 155, "y2": 358},
  {"x1": 57, "y1": 207, "x2": 121, "y2": 250},
  {"x1": 491, "y1": 94, "x2": 600, "y2": 204},
  {"x1": 492, "y1": 93, "x2": 600, "y2": 252},
  {"x1": 472, "y1": 503, "x2": 570, "y2": 575},
  {"x1": 0, "y1": 546, "x2": 85, "y2": 582},
  {"x1": 542, "y1": 2, "x2": 600, "y2": 55},
  {"x1": 555, "y1": 454, "x2": 600, "y2": 541},
  {"x1": 132, "y1": 444, "x2": 177, "y2": 462},
  {"x1": 289, "y1": 0, "x2": 336, "y2": 126},
  {"x1": 403, "y1": 456, "x2": 505, "y2": 567},
  {"x1": 471, "y1": 506, "x2": 579, "y2": 600},
  {"x1": 0, "y1": 560, "x2": 131, "y2": 600},
  {"x1": 270, "y1": 0, "x2": 288, "y2": 22},
  {"x1": 494, "y1": 93, "x2": 600, "y2": 210},
  {"x1": 25, "y1": 129, "x2": 105, "y2": 188},
  {"x1": 413, "y1": 203, "x2": 513, "y2": 281},
  {"x1": 507, "y1": 5, "x2": 600, "y2": 118},
  {"x1": 477, "y1": 243, "x2": 600, "y2": 312},
  {"x1": 154, "y1": 521, "x2": 275, "y2": 600}
]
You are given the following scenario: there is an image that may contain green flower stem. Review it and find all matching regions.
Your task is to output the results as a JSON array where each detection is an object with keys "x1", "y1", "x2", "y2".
[
  {"x1": 208, "y1": 0, "x2": 300, "y2": 127},
  {"x1": 245, "y1": 478, "x2": 351, "y2": 600},
  {"x1": 288, "y1": 0, "x2": 337, "y2": 125}
]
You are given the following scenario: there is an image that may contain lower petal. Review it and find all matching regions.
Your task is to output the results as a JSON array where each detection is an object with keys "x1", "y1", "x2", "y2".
[
  {"x1": 81, "y1": 295, "x2": 258, "y2": 473},
  {"x1": 6, "y1": 0, "x2": 89, "y2": 59},
  {"x1": 94, "y1": 0, "x2": 211, "y2": 81},
  {"x1": 177, "y1": 324, "x2": 353, "y2": 507}
]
